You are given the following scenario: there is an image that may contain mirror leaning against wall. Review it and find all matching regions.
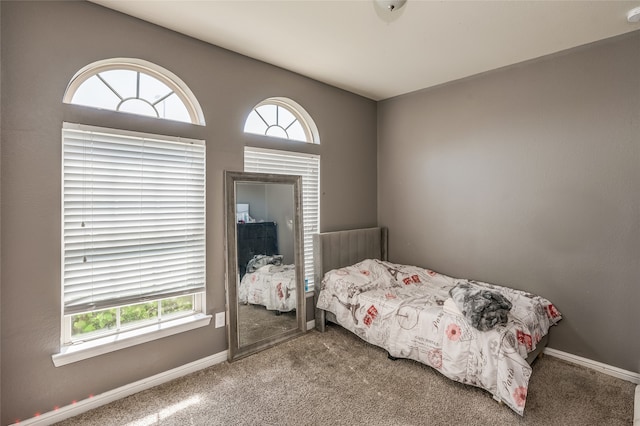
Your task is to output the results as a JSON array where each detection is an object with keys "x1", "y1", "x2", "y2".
[{"x1": 224, "y1": 171, "x2": 306, "y2": 361}]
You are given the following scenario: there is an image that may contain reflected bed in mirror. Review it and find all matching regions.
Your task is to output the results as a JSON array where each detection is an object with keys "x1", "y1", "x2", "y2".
[{"x1": 225, "y1": 171, "x2": 306, "y2": 361}]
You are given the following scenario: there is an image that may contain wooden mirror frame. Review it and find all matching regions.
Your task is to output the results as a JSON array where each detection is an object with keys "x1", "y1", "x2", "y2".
[{"x1": 224, "y1": 171, "x2": 306, "y2": 361}]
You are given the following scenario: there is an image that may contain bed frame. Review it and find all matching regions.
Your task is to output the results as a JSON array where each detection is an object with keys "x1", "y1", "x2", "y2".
[
  {"x1": 312, "y1": 226, "x2": 546, "y2": 365},
  {"x1": 313, "y1": 227, "x2": 388, "y2": 332}
]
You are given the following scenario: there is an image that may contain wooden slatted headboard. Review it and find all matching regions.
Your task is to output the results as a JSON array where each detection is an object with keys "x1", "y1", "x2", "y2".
[{"x1": 312, "y1": 227, "x2": 388, "y2": 331}]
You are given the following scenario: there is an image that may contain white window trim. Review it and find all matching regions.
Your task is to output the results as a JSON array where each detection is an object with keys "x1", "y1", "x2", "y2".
[
  {"x1": 244, "y1": 97, "x2": 320, "y2": 144},
  {"x1": 244, "y1": 146, "x2": 320, "y2": 293},
  {"x1": 61, "y1": 294, "x2": 205, "y2": 346},
  {"x1": 52, "y1": 313, "x2": 212, "y2": 367},
  {"x1": 58, "y1": 122, "x2": 208, "y2": 364},
  {"x1": 63, "y1": 58, "x2": 206, "y2": 126}
]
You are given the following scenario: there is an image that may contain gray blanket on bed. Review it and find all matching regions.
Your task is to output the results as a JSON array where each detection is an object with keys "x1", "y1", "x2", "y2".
[
  {"x1": 246, "y1": 254, "x2": 284, "y2": 273},
  {"x1": 449, "y1": 281, "x2": 512, "y2": 331}
]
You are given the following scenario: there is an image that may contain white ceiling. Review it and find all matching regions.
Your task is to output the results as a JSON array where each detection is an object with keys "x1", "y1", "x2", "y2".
[{"x1": 91, "y1": 0, "x2": 640, "y2": 101}]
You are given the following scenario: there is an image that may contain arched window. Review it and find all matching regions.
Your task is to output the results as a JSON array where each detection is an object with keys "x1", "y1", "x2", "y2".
[
  {"x1": 63, "y1": 58, "x2": 205, "y2": 125},
  {"x1": 244, "y1": 147, "x2": 320, "y2": 291},
  {"x1": 55, "y1": 59, "x2": 208, "y2": 366},
  {"x1": 244, "y1": 97, "x2": 319, "y2": 144},
  {"x1": 243, "y1": 97, "x2": 320, "y2": 290}
]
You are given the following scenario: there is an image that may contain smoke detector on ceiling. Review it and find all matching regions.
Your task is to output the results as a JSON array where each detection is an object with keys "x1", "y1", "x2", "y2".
[
  {"x1": 627, "y1": 6, "x2": 640, "y2": 23},
  {"x1": 375, "y1": 0, "x2": 407, "y2": 12}
]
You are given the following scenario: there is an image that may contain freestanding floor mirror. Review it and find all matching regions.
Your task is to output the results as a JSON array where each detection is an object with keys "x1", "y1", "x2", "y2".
[{"x1": 224, "y1": 171, "x2": 306, "y2": 361}]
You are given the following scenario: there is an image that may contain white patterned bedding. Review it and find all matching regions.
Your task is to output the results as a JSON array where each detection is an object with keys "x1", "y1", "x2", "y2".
[
  {"x1": 316, "y1": 259, "x2": 562, "y2": 415},
  {"x1": 239, "y1": 264, "x2": 297, "y2": 312}
]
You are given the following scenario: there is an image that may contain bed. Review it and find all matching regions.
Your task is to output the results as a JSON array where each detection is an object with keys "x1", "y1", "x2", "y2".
[
  {"x1": 239, "y1": 255, "x2": 297, "y2": 313},
  {"x1": 313, "y1": 227, "x2": 561, "y2": 416}
]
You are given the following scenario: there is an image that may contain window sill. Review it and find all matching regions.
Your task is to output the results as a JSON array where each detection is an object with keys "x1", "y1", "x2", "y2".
[{"x1": 52, "y1": 313, "x2": 212, "y2": 367}]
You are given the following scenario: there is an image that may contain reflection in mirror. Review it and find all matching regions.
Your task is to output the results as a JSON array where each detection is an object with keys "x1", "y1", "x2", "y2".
[
  {"x1": 225, "y1": 171, "x2": 305, "y2": 361},
  {"x1": 236, "y1": 182, "x2": 296, "y2": 346}
]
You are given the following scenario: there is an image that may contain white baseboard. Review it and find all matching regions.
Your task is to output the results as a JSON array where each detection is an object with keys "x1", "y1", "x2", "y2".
[
  {"x1": 13, "y1": 350, "x2": 228, "y2": 426},
  {"x1": 544, "y1": 347, "x2": 640, "y2": 384},
  {"x1": 19, "y1": 322, "x2": 317, "y2": 425}
]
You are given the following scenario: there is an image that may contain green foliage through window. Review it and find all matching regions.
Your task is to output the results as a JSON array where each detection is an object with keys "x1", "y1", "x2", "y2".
[
  {"x1": 72, "y1": 309, "x2": 117, "y2": 336},
  {"x1": 162, "y1": 296, "x2": 194, "y2": 316},
  {"x1": 121, "y1": 302, "x2": 159, "y2": 326},
  {"x1": 71, "y1": 296, "x2": 195, "y2": 338}
]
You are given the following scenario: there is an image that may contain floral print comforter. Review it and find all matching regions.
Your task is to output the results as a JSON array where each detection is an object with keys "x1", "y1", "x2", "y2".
[
  {"x1": 316, "y1": 259, "x2": 561, "y2": 415},
  {"x1": 239, "y1": 264, "x2": 297, "y2": 312}
]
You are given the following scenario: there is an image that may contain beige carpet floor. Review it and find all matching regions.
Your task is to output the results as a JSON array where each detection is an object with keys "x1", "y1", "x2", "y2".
[{"x1": 57, "y1": 325, "x2": 635, "y2": 425}]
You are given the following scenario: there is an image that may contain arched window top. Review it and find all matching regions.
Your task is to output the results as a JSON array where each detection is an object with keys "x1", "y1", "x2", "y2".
[
  {"x1": 244, "y1": 97, "x2": 320, "y2": 144},
  {"x1": 64, "y1": 58, "x2": 205, "y2": 125}
]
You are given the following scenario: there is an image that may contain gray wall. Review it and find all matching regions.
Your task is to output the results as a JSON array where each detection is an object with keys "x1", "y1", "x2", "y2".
[
  {"x1": 0, "y1": 1, "x2": 377, "y2": 423},
  {"x1": 236, "y1": 182, "x2": 295, "y2": 265},
  {"x1": 378, "y1": 31, "x2": 640, "y2": 373},
  {"x1": 265, "y1": 183, "x2": 296, "y2": 265},
  {"x1": 0, "y1": 2, "x2": 3, "y2": 423}
]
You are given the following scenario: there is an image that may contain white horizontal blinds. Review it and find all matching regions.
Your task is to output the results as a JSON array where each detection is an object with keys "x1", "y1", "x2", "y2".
[
  {"x1": 62, "y1": 124, "x2": 206, "y2": 315},
  {"x1": 244, "y1": 147, "x2": 320, "y2": 291}
]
